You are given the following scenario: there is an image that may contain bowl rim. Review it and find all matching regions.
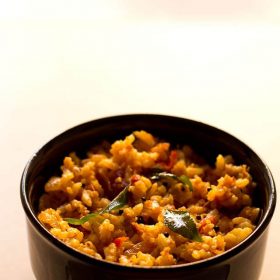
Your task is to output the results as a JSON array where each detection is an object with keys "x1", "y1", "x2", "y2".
[{"x1": 20, "y1": 113, "x2": 277, "y2": 271}]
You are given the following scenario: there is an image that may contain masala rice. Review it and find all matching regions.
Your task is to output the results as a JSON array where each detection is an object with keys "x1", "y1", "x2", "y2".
[{"x1": 38, "y1": 130, "x2": 260, "y2": 266}]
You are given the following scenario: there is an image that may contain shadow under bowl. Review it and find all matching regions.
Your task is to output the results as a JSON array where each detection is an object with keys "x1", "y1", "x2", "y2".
[{"x1": 20, "y1": 114, "x2": 276, "y2": 280}]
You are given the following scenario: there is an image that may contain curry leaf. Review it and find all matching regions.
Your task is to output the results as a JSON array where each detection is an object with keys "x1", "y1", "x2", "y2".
[
  {"x1": 65, "y1": 184, "x2": 129, "y2": 225},
  {"x1": 163, "y1": 209, "x2": 202, "y2": 242},
  {"x1": 150, "y1": 172, "x2": 193, "y2": 191},
  {"x1": 99, "y1": 184, "x2": 129, "y2": 214},
  {"x1": 178, "y1": 175, "x2": 193, "y2": 192},
  {"x1": 64, "y1": 213, "x2": 100, "y2": 225},
  {"x1": 150, "y1": 171, "x2": 178, "y2": 181}
]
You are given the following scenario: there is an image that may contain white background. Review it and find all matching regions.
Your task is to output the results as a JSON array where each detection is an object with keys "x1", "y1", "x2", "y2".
[{"x1": 0, "y1": 1, "x2": 279, "y2": 279}]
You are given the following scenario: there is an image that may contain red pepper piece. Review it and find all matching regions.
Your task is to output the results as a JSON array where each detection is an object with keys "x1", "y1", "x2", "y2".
[
  {"x1": 113, "y1": 236, "x2": 129, "y2": 248},
  {"x1": 198, "y1": 216, "x2": 217, "y2": 233},
  {"x1": 131, "y1": 174, "x2": 141, "y2": 184},
  {"x1": 155, "y1": 150, "x2": 178, "y2": 171},
  {"x1": 167, "y1": 150, "x2": 178, "y2": 170}
]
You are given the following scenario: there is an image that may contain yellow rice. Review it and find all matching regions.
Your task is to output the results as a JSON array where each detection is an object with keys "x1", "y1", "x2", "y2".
[{"x1": 38, "y1": 130, "x2": 260, "y2": 266}]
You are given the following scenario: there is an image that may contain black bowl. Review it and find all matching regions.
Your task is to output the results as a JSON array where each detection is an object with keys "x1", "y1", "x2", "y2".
[{"x1": 21, "y1": 114, "x2": 276, "y2": 280}]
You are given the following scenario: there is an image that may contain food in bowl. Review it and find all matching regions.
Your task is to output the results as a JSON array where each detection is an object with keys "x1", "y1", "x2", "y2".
[{"x1": 38, "y1": 130, "x2": 260, "y2": 266}]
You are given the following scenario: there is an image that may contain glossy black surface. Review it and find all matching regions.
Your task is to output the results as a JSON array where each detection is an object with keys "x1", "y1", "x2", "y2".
[{"x1": 21, "y1": 114, "x2": 276, "y2": 280}]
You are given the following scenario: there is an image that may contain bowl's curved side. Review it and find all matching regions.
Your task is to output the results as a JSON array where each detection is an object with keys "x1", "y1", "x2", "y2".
[{"x1": 20, "y1": 114, "x2": 277, "y2": 280}]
